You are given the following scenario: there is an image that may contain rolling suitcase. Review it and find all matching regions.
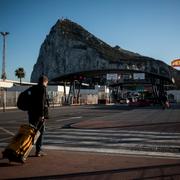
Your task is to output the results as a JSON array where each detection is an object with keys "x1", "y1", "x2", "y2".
[{"x1": 2, "y1": 121, "x2": 43, "y2": 163}]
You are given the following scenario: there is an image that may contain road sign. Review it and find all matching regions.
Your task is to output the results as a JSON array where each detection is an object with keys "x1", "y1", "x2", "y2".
[
  {"x1": 171, "y1": 59, "x2": 180, "y2": 67},
  {"x1": 106, "y1": 74, "x2": 118, "y2": 80},
  {"x1": 133, "y1": 73, "x2": 145, "y2": 80}
]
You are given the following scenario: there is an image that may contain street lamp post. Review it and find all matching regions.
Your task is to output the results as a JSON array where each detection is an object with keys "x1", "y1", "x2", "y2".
[
  {"x1": 0, "y1": 32, "x2": 9, "y2": 112},
  {"x1": 1, "y1": 32, "x2": 9, "y2": 80}
]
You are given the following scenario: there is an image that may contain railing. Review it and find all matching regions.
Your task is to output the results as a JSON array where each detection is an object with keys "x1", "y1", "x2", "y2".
[{"x1": 0, "y1": 91, "x2": 99, "y2": 110}]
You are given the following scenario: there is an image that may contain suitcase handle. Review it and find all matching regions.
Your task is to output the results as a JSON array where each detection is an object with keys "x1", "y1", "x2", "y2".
[
  {"x1": 36, "y1": 118, "x2": 45, "y2": 131},
  {"x1": 29, "y1": 118, "x2": 45, "y2": 131}
]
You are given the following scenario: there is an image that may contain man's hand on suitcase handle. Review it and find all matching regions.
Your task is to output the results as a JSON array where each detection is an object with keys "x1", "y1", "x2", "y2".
[
  {"x1": 39, "y1": 117, "x2": 45, "y2": 122},
  {"x1": 36, "y1": 117, "x2": 45, "y2": 130},
  {"x1": 40, "y1": 116, "x2": 45, "y2": 122}
]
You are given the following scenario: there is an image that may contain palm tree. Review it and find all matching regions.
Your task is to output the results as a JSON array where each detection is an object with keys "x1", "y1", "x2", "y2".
[{"x1": 15, "y1": 67, "x2": 25, "y2": 84}]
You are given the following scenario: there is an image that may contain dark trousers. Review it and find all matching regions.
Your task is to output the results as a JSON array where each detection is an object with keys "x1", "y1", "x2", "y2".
[
  {"x1": 36, "y1": 125, "x2": 44, "y2": 153},
  {"x1": 28, "y1": 113, "x2": 45, "y2": 153}
]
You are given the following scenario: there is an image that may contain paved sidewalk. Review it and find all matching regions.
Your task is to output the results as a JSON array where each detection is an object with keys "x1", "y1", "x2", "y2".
[{"x1": 1, "y1": 148, "x2": 180, "y2": 180}]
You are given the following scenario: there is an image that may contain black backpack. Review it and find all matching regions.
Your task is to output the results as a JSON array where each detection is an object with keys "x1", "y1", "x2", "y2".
[{"x1": 17, "y1": 87, "x2": 33, "y2": 111}]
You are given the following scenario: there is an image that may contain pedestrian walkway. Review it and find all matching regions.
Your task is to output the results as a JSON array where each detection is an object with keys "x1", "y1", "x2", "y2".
[
  {"x1": 1, "y1": 149, "x2": 180, "y2": 179},
  {"x1": 1, "y1": 126, "x2": 180, "y2": 158},
  {"x1": 43, "y1": 128, "x2": 180, "y2": 157}
]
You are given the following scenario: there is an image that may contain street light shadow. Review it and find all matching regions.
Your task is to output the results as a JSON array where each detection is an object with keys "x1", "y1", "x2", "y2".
[
  {"x1": 5, "y1": 163, "x2": 180, "y2": 180},
  {"x1": 0, "y1": 158, "x2": 20, "y2": 167}
]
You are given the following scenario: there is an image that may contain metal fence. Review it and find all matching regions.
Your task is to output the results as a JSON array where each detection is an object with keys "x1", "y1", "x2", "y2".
[
  {"x1": 0, "y1": 90, "x2": 20, "y2": 107},
  {"x1": 0, "y1": 90, "x2": 99, "y2": 109}
]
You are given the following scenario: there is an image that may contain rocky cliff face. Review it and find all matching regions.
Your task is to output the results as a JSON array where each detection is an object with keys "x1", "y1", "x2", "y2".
[{"x1": 31, "y1": 19, "x2": 177, "y2": 83}]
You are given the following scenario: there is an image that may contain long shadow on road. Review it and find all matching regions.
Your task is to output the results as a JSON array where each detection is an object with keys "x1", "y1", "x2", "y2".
[{"x1": 6, "y1": 163, "x2": 180, "y2": 180}]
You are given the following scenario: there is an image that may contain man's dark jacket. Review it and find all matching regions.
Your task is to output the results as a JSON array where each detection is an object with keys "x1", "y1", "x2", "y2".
[{"x1": 28, "y1": 84, "x2": 49, "y2": 125}]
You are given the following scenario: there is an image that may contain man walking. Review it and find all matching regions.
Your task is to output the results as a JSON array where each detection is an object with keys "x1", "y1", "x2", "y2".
[{"x1": 28, "y1": 75, "x2": 49, "y2": 157}]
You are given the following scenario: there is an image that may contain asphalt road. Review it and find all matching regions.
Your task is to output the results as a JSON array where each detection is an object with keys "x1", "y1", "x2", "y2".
[
  {"x1": 1, "y1": 104, "x2": 180, "y2": 157},
  {"x1": 1, "y1": 104, "x2": 180, "y2": 180},
  {"x1": 0, "y1": 104, "x2": 130, "y2": 129},
  {"x1": 0, "y1": 104, "x2": 130, "y2": 147}
]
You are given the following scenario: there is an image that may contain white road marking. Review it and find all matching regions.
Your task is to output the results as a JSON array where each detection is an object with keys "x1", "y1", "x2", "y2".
[
  {"x1": 0, "y1": 137, "x2": 12, "y2": 142},
  {"x1": 1, "y1": 127, "x2": 180, "y2": 158},
  {"x1": 55, "y1": 128, "x2": 180, "y2": 136},
  {"x1": 46, "y1": 130, "x2": 180, "y2": 138},
  {"x1": 56, "y1": 116, "x2": 82, "y2": 122},
  {"x1": 42, "y1": 129, "x2": 180, "y2": 158},
  {"x1": 0, "y1": 127, "x2": 15, "y2": 136},
  {"x1": 44, "y1": 145, "x2": 180, "y2": 158}
]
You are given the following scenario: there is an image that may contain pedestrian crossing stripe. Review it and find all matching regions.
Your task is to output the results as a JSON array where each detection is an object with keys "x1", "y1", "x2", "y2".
[
  {"x1": 1, "y1": 128, "x2": 180, "y2": 158},
  {"x1": 43, "y1": 145, "x2": 180, "y2": 159},
  {"x1": 47, "y1": 128, "x2": 180, "y2": 133},
  {"x1": 44, "y1": 129, "x2": 180, "y2": 145},
  {"x1": 43, "y1": 129, "x2": 180, "y2": 157},
  {"x1": 47, "y1": 128, "x2": 180, "y2": 135}
]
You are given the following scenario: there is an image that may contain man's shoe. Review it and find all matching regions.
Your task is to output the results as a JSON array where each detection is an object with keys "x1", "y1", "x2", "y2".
[
  {"x1": 35, "y1": 152, "x2": 41, "y2": 157},
  {"x1": 35, "y1": 151, "x2": 47, "y2": 157}
]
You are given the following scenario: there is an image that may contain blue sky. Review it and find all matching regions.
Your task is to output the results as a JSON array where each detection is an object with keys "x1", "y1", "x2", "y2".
[{"x1": 0, "y1": 0, "x2": 180, "y2": 81}]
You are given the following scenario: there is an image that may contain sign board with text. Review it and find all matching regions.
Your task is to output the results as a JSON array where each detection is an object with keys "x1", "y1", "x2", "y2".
[
  {"x1": 171, "y1": 59, "x2": 180, "y2": 67},
  {"x1": 133, "y1": 73, "x2": 145, "y2": 80},
  {"x1": 106, "y1": 74, "x2": 118, "y2": 80}
]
